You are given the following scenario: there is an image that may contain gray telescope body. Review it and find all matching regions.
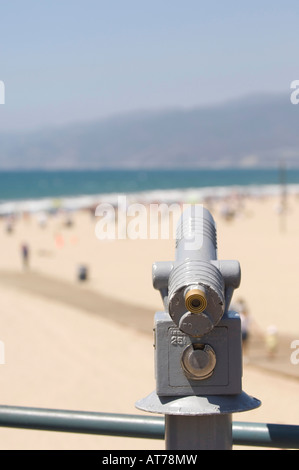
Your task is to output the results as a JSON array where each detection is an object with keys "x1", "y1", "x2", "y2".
[
  {"x1": 150, "y1": 205, "x2": 243, "y2": 396},
  {"x1": 136, "y1": 205, "x2": 261, "y2": 449}
]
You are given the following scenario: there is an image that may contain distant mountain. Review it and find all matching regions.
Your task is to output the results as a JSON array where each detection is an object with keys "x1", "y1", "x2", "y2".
[{"x1": 0, "y1": 93, "x2": 299, "y2": 169}]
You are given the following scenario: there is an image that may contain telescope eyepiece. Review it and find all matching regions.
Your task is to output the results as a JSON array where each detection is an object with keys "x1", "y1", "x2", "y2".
[{"x1": 185, "y1": 287, "x2": 207, "y2": 314}]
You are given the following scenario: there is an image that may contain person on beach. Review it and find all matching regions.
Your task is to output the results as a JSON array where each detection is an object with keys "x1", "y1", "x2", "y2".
[
  {"x1": 21, "y1": 243, "x2": 30, "y2": 269},
  {"x1": 5, "y1": 216, "x2": 14, "y2": 234},
  {"x1": 265, "y1": 325, "x2": 278, "y2": 359}
]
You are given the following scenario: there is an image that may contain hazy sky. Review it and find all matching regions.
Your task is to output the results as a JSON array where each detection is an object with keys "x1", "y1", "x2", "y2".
[{"x1": 0, "y1": 0, "x2": 298, "y2": 131}]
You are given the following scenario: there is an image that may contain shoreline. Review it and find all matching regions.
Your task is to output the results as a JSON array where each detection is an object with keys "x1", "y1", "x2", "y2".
[{"x1": 0, "y1": 181, "x2": 297, "y2": 215}]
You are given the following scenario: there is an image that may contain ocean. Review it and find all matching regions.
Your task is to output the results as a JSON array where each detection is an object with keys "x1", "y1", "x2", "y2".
[{"x1": 0, "y1": 168, "x2": 297, "y2": 214}]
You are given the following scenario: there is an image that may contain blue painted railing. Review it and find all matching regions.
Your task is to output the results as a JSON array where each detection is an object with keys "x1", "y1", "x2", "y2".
[{"x1": 0, "y1": 405, "x2": 298, "y2": 449}]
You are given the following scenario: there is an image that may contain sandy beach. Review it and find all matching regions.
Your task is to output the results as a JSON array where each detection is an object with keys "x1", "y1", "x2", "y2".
[{"x1": 1, "y1": 191, "x2": 299, "y2": 449}]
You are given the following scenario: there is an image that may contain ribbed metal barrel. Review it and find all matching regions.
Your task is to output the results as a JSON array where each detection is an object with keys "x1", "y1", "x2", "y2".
[{"x1": 175, "y1": 206, "x2": 217, "y2": 262}]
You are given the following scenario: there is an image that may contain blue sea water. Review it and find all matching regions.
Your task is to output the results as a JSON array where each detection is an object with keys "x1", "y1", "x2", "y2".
[{"x1": 0, "y1": 168, "x2": 296, "y2": 202}]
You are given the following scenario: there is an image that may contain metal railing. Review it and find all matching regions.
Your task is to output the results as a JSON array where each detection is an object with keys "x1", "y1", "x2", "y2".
[{"x1": 0, "y1": 405, "x2": 298, "y2": 449}]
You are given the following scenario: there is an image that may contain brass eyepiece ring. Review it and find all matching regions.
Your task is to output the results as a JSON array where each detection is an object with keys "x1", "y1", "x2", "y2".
[{"x1": 185, "y1": 288, "x2": 207, "y2": 314}]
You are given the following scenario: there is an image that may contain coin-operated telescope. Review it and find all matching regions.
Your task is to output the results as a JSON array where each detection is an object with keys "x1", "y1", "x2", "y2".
[{"x1": 136, "y1": 205, "x2": 260, "y2": 450}]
